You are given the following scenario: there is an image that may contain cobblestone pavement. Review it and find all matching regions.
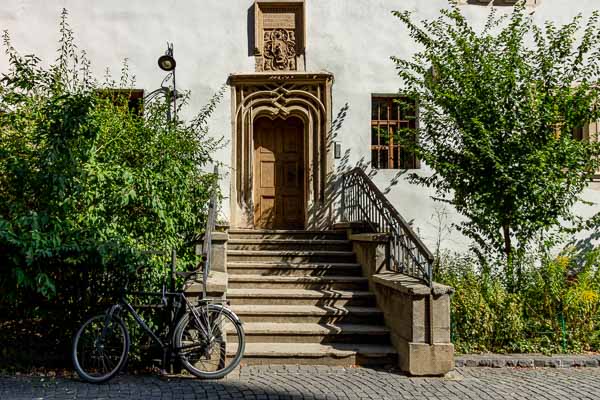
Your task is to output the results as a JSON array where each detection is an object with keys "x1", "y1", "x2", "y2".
[{"x1": 2, "y1": 366, "x2": 600, "y2": 400}]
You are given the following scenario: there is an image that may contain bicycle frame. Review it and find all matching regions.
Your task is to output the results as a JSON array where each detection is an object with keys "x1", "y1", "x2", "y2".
[
  {"x1": 106, "y1": 290, "x2": 190, "y2": 351},
  {"x1": 105, "y1": 290, "x2": 222, "y2": 355}
]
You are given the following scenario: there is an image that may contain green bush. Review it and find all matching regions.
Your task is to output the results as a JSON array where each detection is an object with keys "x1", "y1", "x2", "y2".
[
  {"x1": 439, "y1": 250, "x2": 600, "y2": 354},
  {"x1": 0, "y1": 11, "x2": 222, "y2": 368}
]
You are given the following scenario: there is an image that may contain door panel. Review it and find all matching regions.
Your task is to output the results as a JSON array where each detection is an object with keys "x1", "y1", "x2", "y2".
[
  {"x1": 254, "y1": 117, "x2": 305, "y2": 229},
  {"x1": 283, "y1": 162, "x2": 300, "y2": 187},
  {"x1": 260, "y1": 161, "x2": 275, "y2": 187},
  {"x1": 283, "y1": 132, "x2": 298, "y2": 153}
]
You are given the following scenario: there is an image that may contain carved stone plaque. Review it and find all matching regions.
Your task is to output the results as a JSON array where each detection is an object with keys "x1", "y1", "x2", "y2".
[{"x1": 254, "y1": 1, "x2": 305, "y2": 72}]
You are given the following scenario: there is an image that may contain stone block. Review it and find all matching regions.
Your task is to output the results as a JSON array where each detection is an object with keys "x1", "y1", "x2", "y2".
[
  {"x1": 571, "y1": 357, "x2": 587, "y2": 367},
  {"x1": 195, "y1": 231, "x2": 228, "y2": 273},
  {"x1": 465, "y1": 358, "x2": 478, "y2": 367},
  {"x1": 210, "y1": 231, "x2": 228, "y2": 273},
  {"x1": 350, "y1": 233, "x2": 391, "y2": 243},
  {"x1": 371, "y1": 272, "x2": 452, "y2": 344},
  {"x1": 350, "y1": 234, "x2": 454, "y2": 376},
  {"x1": 533, "y1": 358, "x2": 560, "y2": 368},
  {"x1": 585, "y1": 358, "x2": 599, "y2": 367},
  {"x1": 374, "y1": 286, "x2": 415, "y2": 342},
  {"x1": 398, "y1": 341, "x2": 454, "y2": 376},
  {"x1": 431, "y1": 294, "x2": 451, "y2": 343},
  {"x1": 185, "y1": 271, "x2": 227, "y2": 297},
  {"x1": 517, "y1": 359, "x2": 534, "y2": 368}
]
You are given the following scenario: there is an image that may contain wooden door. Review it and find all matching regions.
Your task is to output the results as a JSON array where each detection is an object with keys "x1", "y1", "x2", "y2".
[{"x1": 253, "y1": 117, "x2": 305, "y2": 229}]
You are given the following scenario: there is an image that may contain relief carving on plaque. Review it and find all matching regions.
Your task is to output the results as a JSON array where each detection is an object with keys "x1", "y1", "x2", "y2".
[
  {"x1": 263, "y1": 29, "x2": 296, "y2": 71},
  {"x1": 254, "y1": 1, "x2": 305, "y2": 72}
]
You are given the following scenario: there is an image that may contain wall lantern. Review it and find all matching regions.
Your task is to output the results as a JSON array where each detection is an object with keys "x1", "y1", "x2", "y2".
[
  {"x1": 334, "y1": 142, "x2": 342, "y2": 159},
  {"x1": 144, "y1": 43, "x2": 178, "y2": 123},
  {"x1": 158, "y1": 43, "x2": 176, "y2": 71}
]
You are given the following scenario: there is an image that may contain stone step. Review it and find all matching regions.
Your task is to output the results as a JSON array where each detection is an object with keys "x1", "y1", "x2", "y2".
[
  {"x1": 227, "y1": 262, "x2": 363, "y2": 277},
  {"x1": 228, "y1": 239, "x2": 353, "y2": 252},
  {"x1": 228, "y1": 229, "x2": 346, "y2": 241},
  {"x1": 227, "y1": 288, "x2": 376, "y2": 306},
  {"x1": 233, "y1": 343, "x2": 397, "y2": 367},
  {"x1": 228, "y1": 275, "x2": 369, "y2": 290},
  {"x1": 238, "y1": 322, "x2": 390, "y2": 344},
  {"x1": 227, "y1": 250, "x2": 356, "y2": 263},
  {"x1": 231, "y1": 304, "x2": 384, "y2": 324}
]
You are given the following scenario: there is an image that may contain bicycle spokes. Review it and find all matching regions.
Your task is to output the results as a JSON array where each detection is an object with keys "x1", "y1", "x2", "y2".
[
  {"x1": 175, "y1": 305, "x2": 244, "y2": 377},
  {"x1": 73, "y1": 315, "x2": 129, "y2": 382}
]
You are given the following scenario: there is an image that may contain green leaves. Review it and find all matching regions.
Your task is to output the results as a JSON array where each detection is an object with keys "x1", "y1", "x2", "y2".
[
  {"x1": 439, "y1": 250, "x2": 600, "y2": 353},
  {"x1": 0, "y1": 11, "x2": 223, "y2": 308},
  {"x1": 393, "y1": 3, "x2": 600, "y2": 280}
]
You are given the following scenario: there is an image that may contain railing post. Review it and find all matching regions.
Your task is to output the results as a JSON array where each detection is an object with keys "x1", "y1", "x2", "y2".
[
  {"x1": 385, "y1": 239, "x2": 391, "y2": 271},
  {"x1": 427, "y1": 260, "x2": 433, "y2": 288},
  {"x1": 165, "y1": 248, "x2": 177, "y2": 373},
  {"x1": 199, "y1": 165, "x2": 219, "y2": 299},
  {"x1": 341, "y1": 173, "x2": 346, "y2": 222}
]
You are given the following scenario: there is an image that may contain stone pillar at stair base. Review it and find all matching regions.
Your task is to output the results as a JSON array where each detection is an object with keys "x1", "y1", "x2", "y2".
[
  {"x1": 347, "y1": 231, "x2": 454, "y2": 376},
  {"x1": 208, "y1": 231, "x2": 228, "y2": 274},
  {"x1": 186, "y1": 231, "x2": 229, "y2": 299}
]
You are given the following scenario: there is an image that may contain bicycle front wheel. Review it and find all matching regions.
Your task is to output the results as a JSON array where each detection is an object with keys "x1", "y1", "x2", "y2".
[
  {"x1": 72, "y1": 314, "x2": 130, "y2": 383},
  {"x1": 174, "y1": 304, "x2": 245, "y2": 379}
]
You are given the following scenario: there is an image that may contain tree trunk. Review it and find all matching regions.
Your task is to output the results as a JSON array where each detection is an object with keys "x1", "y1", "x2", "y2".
[
  {"x1": 502, "y1": 224, "x2": 515, "y2": 292},
  {"x1": 502, "y1": 224, "x2": 512, "y2": 260}
]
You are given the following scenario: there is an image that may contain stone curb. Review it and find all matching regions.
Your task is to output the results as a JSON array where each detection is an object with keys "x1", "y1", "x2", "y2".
[{"x1": 455, "y1": 354, "x2": 600, "y2": 368}]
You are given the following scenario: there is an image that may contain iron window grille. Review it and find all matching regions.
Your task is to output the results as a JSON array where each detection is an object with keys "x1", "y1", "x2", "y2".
[
  {"x1": 572, "y1": 121, "x2": 600, "y2": 180},
  {"x1": 371, "y1": 95, "x2": 419, "y2": 170}
]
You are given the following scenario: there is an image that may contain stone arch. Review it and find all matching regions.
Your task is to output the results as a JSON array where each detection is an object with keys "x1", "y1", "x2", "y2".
[{"x1": 227, "y1": 73, "x2": 334, "y2": 229}]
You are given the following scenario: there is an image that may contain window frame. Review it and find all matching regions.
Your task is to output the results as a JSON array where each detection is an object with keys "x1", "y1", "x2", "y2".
[
  {"x1": 579, "y1": 120, "x2": 600, "y2": 181},
  {"x1": 566, "y1": 120, "x2": 600, "y2": 181},
  {"x1": 96, "y1": 88, "x2": 145, "y2": 115},
  {"x1": 370, "y1": 93, "x2": 420, "y2": 170}
]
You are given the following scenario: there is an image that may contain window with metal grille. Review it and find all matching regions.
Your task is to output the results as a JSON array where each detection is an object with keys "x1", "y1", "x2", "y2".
[
  {"x1": 97, "y1": 89, "x2": 144, "y2": 115},
  {"x1": 572, "y1": 121, "x2": 600, "y2": 180},
  {"x1": 371, "y1": 95, "x2": 419, "y2": 169}
]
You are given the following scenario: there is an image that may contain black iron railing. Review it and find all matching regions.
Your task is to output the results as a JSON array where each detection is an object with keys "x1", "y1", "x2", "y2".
[
  {"x1": 341, "y1": 167, "x2": 434, "y2": 286},
  {"x1": 200, "y1": 165, "x2": 218, "y2": 297}
]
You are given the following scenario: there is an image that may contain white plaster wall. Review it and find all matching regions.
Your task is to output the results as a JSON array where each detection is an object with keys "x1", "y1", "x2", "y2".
[{"x1": 1, "y1": 0, "x2": 598, "y2": 252}]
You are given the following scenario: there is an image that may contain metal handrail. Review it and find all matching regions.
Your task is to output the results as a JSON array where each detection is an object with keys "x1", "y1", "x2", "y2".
[
  {"x1": 201, "y1": 165, "x2": 218, "y2": 297},
  {"x1": 341, "y1": 167, "x2": 434, "y2": 286}
]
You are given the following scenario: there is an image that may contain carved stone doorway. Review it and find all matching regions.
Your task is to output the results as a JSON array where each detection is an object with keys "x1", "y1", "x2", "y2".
[
  {"x1": 227, "y1": 72, "x2": 334, "y2": 230},
  {"x1": 253, "y1": 116, "x2": 305, "y2": 229}
]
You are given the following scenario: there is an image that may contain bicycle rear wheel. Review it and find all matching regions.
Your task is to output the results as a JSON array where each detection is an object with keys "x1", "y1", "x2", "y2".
[
  {"x1": 72, "y1": 314, "x2": 130, "y2": 383},
  {"x1": 174, "y1": 304, "x2": 245, "y2": 379}
]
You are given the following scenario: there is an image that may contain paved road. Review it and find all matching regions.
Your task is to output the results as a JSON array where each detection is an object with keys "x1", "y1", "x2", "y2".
[{"x1": 2, "y1": 366, "x2": 600, "y2": 399}]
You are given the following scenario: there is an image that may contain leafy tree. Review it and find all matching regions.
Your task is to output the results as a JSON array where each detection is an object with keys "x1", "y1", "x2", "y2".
[
  {"x1": 0, "y1": 10, "x2": 222, "y2": 315},
  {"x1": 392, "y1": 2, "x2": 600, "y2": 289}
]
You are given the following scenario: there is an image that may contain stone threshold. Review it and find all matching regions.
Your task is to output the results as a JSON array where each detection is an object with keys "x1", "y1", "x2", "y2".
[{"x1": 456, "y1": 354, "x2": 600, "y2": 368}]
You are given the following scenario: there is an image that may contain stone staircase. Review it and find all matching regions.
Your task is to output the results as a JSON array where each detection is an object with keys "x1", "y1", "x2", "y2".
[{"x1": 227, "y1": 229, "x2": 397, "y2": 366}]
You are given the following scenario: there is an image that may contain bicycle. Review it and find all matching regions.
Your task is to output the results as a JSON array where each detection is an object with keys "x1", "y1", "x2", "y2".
[{"x1": 71, "y1": 256, "x2": 245, "y2": 383}]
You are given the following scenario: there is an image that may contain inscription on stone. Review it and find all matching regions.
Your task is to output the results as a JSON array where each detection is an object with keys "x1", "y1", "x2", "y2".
[{"x1": 264, "y1": 12, "x2": 295, "y2": 29}]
